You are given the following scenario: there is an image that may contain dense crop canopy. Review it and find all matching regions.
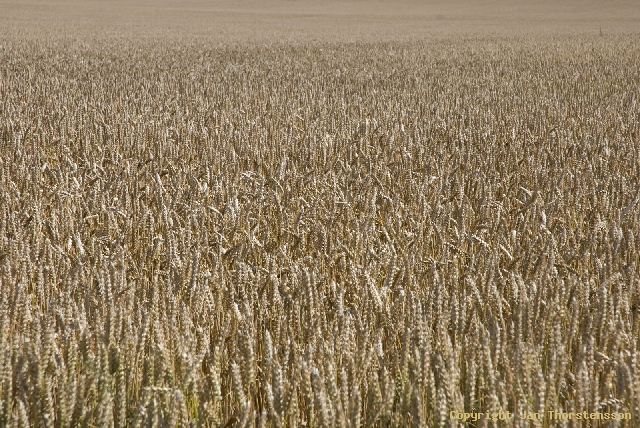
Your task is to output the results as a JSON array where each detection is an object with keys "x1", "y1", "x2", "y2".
[{"x1": 1, "y1": 34, "x2": 640, "y2": 427}]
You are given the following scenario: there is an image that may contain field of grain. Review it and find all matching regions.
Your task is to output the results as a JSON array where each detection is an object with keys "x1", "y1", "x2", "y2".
[{"x1": 1, "y1": 1, "x2": 640, "y2": 427}]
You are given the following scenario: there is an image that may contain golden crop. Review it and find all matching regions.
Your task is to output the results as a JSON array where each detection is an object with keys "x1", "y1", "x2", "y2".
[{"x1": 1, "y1": 31, "x2": 639, "y2": 427}]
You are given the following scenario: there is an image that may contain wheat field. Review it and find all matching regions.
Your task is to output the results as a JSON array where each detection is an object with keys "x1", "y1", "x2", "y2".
[{"x1": 1, "y1": 1, "x2": 640, "y2": 427}]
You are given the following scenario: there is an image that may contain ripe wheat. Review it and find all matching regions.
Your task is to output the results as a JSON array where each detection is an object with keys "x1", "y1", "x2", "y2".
[{"x1": 0, "y1": 33, "x2": 639, "y2": 427}]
